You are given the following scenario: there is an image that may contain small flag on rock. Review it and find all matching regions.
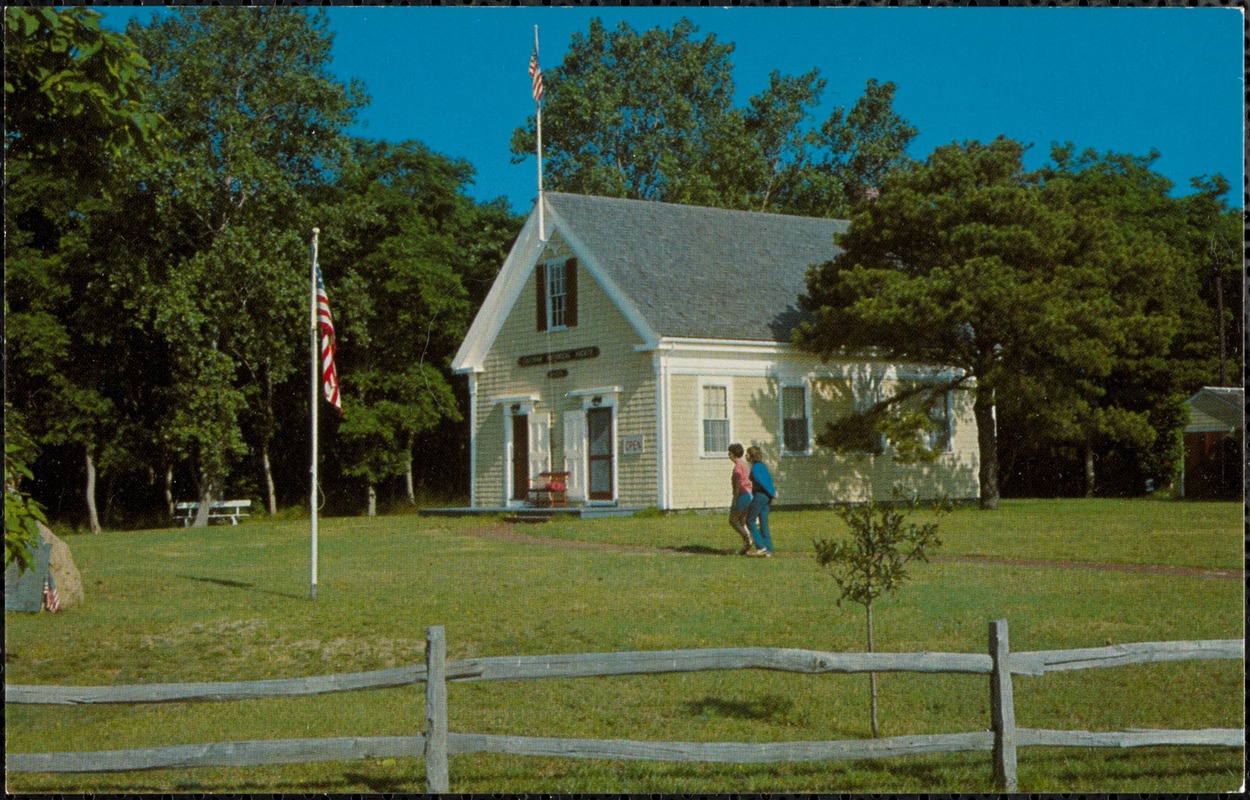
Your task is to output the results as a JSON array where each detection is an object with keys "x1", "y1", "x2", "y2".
[{"x1": 43, "y1": 576, "x2": 60, "y2": 613}]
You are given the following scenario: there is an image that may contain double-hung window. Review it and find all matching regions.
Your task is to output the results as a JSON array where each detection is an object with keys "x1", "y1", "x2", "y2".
[
  {"x1": 536, "y1": 258, "x2": 578, "y2": 331},
  {"x1": 701, "y1": 384, "x2": 730, "y2": 455},
  {"x1": 781, "y1": 384, "x2": 811, "y2": 455},
  {"x1": 547, "y1": 260, "x2": 567, "y2": 329}
]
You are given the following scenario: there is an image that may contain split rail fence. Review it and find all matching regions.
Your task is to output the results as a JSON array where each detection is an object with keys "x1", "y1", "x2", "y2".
[{"x1": 6, "y1": 621, "x2": 1243, "y2": 792}]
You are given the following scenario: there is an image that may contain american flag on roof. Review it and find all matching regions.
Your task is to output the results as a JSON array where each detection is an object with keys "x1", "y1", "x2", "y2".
[
  {"x1": 315, "y1": 264, "x2": 342, "y2": 415},
  {"x1": 529, "y1": 45, "x2": 544, "y2": 103}
]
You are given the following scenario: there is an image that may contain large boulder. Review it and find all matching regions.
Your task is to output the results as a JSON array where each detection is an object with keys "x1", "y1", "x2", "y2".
[{"x1": 39, "y1": 523, "x2": 83, "y2": 609}]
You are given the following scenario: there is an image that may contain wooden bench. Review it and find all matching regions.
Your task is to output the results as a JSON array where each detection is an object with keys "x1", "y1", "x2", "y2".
[
  {"x1": 526, "y1": 472, "x2": 570, "y2": 508},
  {"x1": 173, "y1": 500, "x2": 252, "y2": 527}
]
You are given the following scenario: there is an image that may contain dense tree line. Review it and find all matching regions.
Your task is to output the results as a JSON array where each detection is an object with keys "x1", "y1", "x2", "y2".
[
  {"x1": 6, "y1": 12, "x2": 1241, "y2": 536},
  {"x1": 797, "y1": 139, "x2": 1241, "y2": 506},
  {"x1": 6, "y1": 7, "x2": 519, "y2": 532}
]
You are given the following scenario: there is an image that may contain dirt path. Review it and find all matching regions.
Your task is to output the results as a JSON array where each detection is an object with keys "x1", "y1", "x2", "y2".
[{"x1": 458, "y1": 523, "x2": 1244, "y2": 581}]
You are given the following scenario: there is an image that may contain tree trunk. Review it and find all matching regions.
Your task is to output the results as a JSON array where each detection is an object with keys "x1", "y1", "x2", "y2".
[
  {"x1": 367, "y1": 483, "x2": 377, "y2": 517},
  {"x1": 262, "y1": 440, "x2": 277, "y2": 516},
  {"x1": 405, "y1": 432, "x2": 416, "y2": 506},
  {"x1": 1084, "y1": 443, "x2": 1096, "y2": 498},
  {"x1": 164, "y1": 463, "x2": 175, "y2": 517},
  {"x1": 973, "y1": 387, "x2": 1001, "y2": 510},
  {"x1": 262, "y1": 368, "x2": 278, "y2": 516},
  {"x1": 867, "y1": 601, "x2": 879, "y2": 738},
  {"x1": 193, "y1": 475, "x2": 215, "y2": 528},
  {"x1": 85, "y1": 446, "x2": 102, "y2": 534}
]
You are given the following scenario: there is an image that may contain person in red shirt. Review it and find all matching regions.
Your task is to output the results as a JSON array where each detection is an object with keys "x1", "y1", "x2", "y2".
[{"x1": 728, "y1": 443, "x2": 755, "y2": 555}]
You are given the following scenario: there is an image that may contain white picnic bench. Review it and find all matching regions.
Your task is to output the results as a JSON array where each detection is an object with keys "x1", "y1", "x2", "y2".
[{"x1": 173, "y1": 500, "x2": 252, "y2": 527}]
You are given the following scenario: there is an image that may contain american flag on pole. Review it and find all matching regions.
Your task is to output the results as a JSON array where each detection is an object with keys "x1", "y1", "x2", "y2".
[
  {"x1": 43, "y1": 576, "x2": 60, "y2": 613},
  {"x1": 529, "y1": 44, "x2": 544, "y2": 103},
  {"x1": 315, "y1": 265, "x2": 342, "y2": 415}
]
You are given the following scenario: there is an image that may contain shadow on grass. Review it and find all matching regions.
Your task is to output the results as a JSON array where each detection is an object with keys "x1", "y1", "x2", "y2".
[
  {"x1": 663, "y1": 544, "x2": 735, "y2": 556},
  {"x1": 684, "y1": 693, "x2": 795, "y2": 721},
  {"x1": 341, "y1": 770, "x2": 419, "y2": 793},
  {"x1": 176, "y1": 574, "x2": 304, "y2": 600},
  {"x1": 1056, "y1": 746, "x2": 1243, "y2": 782}
]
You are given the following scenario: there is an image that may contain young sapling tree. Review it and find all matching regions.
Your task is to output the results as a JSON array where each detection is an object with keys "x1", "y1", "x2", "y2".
[{"x1": 813, "y1": 493, "x2": 948, "y2": 736}]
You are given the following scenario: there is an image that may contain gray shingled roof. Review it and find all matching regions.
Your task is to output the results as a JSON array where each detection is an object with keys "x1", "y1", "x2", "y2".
[{"x1": 545, "y1": 192, "x2": 848, "y2": 343}]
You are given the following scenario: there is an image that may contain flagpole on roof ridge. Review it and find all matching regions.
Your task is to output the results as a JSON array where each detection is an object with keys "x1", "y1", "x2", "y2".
[
  {"x1": 531, "y1": 25, "x2": 545, "y2": 242},
  {"x1": 309, "y1": 227, "x2": 320, "y2": 602}
]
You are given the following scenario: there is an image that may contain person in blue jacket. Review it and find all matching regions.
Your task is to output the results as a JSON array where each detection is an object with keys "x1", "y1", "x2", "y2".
[{"x1": 744, "y1": 445, "x2": 778, "y2": 557}]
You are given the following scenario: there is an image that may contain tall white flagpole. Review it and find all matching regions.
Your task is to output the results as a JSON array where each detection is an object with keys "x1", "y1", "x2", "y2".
[
  {"x1": 534, "y1": 25, "x2": 545, "y2": 242},
  {"x1": 309, "y1": 227, "x2": 320, "y2": 602}
]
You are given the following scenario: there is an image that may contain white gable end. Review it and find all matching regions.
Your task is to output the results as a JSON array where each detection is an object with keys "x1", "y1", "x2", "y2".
[{"x1": 452, "y1": 199, "x2": 659, "y2": 374}]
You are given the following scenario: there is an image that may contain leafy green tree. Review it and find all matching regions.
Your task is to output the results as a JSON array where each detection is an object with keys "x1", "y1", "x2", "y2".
[
  {"x1": 5, "y1": 8, "x2": 163, "y2": 532},
  {"x1": 511, "y1": 18, "x2": 739, "y2": 203},
  {"x1": 798, "y1": 137, "x2": 1124, "y2": 509},
  {"x1": 128, "y1": 8, "x2": 366, "y2": 522},
  {"x1": 790, "y1": 78, "x2": 918, "y2": 217},
  {"x1": 318, "y1": 140, "x2": 488, "y2": 513},
  {"x1": 4, "y1": 7, "x2": 161, "y2": 217},
  {"x1": 510, "y1": 19, "x2": 917, "y2": 218},
  {"x1": 5, "y1": 408, "x2": 48, "y2": 572},
  {"x1": 1183, "y1": 174, "x2": 1242, "y2": 389},
  {"x1": 813, "y1": 495, "x2": 947, "y2": 737},
  {"x1": 1012, "y1": 147, "x2": 1213, "y2": 496}
]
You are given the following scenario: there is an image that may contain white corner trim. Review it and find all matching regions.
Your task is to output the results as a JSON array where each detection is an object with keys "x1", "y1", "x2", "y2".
[{"x1": 468, "y1": 374, "x2": 478, "y2": 508}]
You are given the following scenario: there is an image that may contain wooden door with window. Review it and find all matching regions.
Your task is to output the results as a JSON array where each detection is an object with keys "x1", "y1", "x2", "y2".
[
  {"x1": 586, "y1": 407, "x2": 613, "y2": 501},
  {"x1": 511, "y1": 414, "x2": 529, "y2": 502}
]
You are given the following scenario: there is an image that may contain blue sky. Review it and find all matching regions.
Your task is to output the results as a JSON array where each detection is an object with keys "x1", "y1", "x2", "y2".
[{"x1": 100, "y1": 7, "x2": 1243, "y2": 213}]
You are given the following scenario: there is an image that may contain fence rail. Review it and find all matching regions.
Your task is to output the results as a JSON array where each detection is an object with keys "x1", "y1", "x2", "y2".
[
  {"x1": 6, "y1": 623, "x2": 1242, "y2": 791},
  {"x1": 10, "y1": 639, "x2": 1238, "y2": 706}
]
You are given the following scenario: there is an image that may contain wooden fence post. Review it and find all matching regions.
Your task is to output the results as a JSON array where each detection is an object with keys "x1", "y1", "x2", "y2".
[
  {"x1": 989, "y1": 619, "x2": 1018, "y2": 792},
  {"x1": 425, "y1": 625, "x2": 449, "y2": 793}
]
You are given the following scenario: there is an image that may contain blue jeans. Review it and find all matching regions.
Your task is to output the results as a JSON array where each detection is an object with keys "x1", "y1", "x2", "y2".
[
  {"x1": 746, "y1": 494, "x2": 773, "y2": 552},
  {"x1": 729, "y1": 493, "x2": 753, "y2": 545}
]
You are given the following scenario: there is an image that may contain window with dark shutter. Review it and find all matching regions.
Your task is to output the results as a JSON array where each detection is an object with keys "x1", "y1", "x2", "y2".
[
  {"x1": 565, "y1": 258, "x2": 578, "y2": 327},
  {"x1": 535, "y1": 262, "x2": 547, "y2": 332}
]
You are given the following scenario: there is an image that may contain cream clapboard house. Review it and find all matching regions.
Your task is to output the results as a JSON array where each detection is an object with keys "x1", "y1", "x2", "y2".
[{"x1": 451, "y1": 193, "x2": 980, "y2": 510}]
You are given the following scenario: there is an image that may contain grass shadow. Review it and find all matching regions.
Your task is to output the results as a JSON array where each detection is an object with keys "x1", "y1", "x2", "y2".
[
  {"x1": 664, "y1": 544, "x2": 735, "y2": 556},
  {"x1": 683, "y1": 693, "x2": 795, "y2": 721},
  {"x1": 175, "y1": 574, "x2": 304, "y2": 600},
  {"x1": 340, "y1": 770, "x2": 418, "y2": 793}
]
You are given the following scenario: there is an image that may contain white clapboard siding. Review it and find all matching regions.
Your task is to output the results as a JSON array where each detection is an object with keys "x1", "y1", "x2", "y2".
[
  {"x1": 1009, "y1": 639, "x2": 1243, "y2": 676},
  {"x1": 6, "y1": 736, "x2": 424, "y2": 773},
  {"x1": 447, "y1": 731, "x2": 995, "y2": 763}
]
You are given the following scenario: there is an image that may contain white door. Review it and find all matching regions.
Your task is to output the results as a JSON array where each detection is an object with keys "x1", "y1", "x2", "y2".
[
  {"x1": 529, "y1": 413, "x2": 550, "y2": 478},
  {"x1": 562, "y1": 410, "x2": 587, "y2": 502}
]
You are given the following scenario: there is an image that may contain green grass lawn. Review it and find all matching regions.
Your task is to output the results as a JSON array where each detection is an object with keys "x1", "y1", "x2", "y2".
[{"x1": 4, "y1": 499, "x2": 1244, "y2": 793}]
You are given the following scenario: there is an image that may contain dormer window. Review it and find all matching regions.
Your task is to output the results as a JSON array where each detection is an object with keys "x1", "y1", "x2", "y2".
[{"x1": 536, "y1": 257, "x2": 578, "y2": 332}]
